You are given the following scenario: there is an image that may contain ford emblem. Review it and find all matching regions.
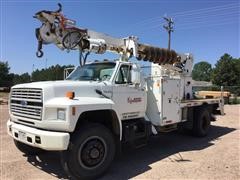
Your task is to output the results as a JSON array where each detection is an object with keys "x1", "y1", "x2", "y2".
[{"x1": 20, "y1": 100, "x2": 28, "y2": 106}]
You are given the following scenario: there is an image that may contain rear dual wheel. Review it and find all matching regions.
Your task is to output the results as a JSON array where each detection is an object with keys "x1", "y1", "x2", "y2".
[{"x1": 193, "y1": 107, "x2": 211, "y2": 137}]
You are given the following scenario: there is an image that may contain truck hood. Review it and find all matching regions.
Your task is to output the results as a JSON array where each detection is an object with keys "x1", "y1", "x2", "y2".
[{"x1": 12, "y1": 80, "x2": 112, "y2": 101}]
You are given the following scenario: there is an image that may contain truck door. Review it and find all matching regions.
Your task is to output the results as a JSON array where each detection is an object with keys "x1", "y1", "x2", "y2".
[{"x1": 112, "y1": 64, "x2": 146, "y2": 120}]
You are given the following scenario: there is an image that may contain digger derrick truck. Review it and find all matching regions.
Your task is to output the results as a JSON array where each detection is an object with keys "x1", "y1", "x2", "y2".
[{"x1": 7, "y1": 4, "x2": 224, "y2": 179}]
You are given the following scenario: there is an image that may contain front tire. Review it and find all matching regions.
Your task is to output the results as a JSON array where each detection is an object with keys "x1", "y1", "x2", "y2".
[
  {"x1": 14, "y1": 140, "x2": 43, "y2": 155},
  {"x1": 61, "y1": 124, "x2": 116, "y2": 180}
]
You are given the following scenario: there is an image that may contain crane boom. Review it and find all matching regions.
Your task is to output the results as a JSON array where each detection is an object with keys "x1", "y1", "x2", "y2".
[{"x1": 34, "y1": 4, "x2": 185, "y2": 65}]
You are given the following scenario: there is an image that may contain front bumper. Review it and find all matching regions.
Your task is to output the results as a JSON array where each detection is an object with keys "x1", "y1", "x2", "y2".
[{"x1": 7, "y1": 120, "x2": 70, "y2": 151}]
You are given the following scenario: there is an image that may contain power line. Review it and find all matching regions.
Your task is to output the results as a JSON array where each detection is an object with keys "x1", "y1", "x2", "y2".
[
  {"x1": 176, "y1": 16, "x2": 238, "y2": 29},
  {"x1": 176, "y1": 20, "x2": 236, "y2": 31},
  {"x1": 133, "y1": 8, "x2": 238, "y2": 32},
  {"x1": 174, "y1": 10, "x2": 238, "y2": 22},
  {"x1": 129, "y1": 3, "x2": 239, "y2": 28},
  {"x1": 142, "y1": 12, "x2": 238, "y2": 31},
  {"x1": 171, "y1": 3, "x2": 238, "y2": 17},
  {"x1": 132, "y1": 14, "x2": 237, "y2": 34},
  {"x1": 137, "y1": 22, "x2": 165, "y2": 31}
]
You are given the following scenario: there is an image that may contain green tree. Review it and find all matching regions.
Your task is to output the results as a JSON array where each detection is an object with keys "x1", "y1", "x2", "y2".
[
  {"x1": 32, "y1": 64, "x2": 73, "y2": 81},
  {"x1": 233, "y1": 58, "x2": 240, "y2": 85},
  {"x1": 13, "y1": 73, "x2": 31, "y2": 85},
  {"x1": 212, "y1": 54, "x2": 238, "y2": 86},
  {"x1": 0, "y1": 61, "x2": 13, "y2": 87},
  {"x1": 192, "y1": 61, "x2": 212, "y2": 81}
]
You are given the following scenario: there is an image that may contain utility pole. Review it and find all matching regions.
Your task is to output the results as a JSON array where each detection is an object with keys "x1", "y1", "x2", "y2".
[{"x1": 163, "y1": 16, "x2": 174, "y2": 50}]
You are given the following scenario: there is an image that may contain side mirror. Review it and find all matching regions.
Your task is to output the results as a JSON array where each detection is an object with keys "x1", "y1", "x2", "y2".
[{"x1": 131, "y1": 64, "x2": 141, "y2": 86}]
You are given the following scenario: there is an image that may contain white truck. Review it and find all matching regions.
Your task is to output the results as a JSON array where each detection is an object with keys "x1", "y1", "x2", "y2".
[{"x1": 7, "y1": 4, "x2": 224, "y2": 180}]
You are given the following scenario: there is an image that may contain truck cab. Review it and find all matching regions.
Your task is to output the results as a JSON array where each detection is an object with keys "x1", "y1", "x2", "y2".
[
  {"x1": 7, "y1": 60, "x2": 152, "y2": 179},
  {"x1": 8, "y1": 60, "x2": 147, "y2": 143}
]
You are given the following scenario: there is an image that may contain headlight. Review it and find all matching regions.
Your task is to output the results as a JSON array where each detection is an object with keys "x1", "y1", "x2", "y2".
[{"x1": 57, "y1": 108, "x2": 66, "y2": 120}]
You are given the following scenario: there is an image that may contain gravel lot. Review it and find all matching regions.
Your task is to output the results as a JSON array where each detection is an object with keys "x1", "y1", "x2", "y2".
[{"x1": 0, "y1": 104, "x2": 239, "y2": 179}]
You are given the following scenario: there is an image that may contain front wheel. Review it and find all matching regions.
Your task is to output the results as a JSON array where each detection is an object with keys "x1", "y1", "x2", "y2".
[{"x1": 61, "y1": 124, "x2": 116, "y2": 180}]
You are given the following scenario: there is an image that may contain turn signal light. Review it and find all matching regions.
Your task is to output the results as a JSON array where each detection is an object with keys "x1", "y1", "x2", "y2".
[{"x1": 66, "y1": 91, "x2": 75, "y2": 99}]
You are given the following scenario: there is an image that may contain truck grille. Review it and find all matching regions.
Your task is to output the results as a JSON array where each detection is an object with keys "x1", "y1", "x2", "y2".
[{"x1": 10, "y1": 88, "x2": 43, "y2": 121}]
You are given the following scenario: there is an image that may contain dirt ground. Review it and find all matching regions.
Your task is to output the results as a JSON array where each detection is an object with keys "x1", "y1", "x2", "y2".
[{"x1": 0, "y1": 104, "x2": 239, "y2": 180}]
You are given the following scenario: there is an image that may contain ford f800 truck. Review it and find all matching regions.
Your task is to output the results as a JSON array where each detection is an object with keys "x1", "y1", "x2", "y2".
[{"x1": 7, "y1": 4, "x2": 224, "y2": 179}]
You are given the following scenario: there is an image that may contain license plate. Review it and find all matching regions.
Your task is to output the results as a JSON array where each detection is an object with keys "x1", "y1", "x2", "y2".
[{"x1": 19, "y1": 131, "x2": 27, "y2": 141}]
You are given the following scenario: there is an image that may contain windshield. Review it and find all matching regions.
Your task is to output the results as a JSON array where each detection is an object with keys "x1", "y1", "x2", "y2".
[{"x1": 66, "y1": 62, "x2": 116, "y2": 81}]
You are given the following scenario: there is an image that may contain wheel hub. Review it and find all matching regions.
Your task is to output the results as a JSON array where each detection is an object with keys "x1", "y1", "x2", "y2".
[
  {"x1": 78, "y1": 137, "x2": 107, "y2": 169},
  {"x1": 90, "y1": 148, "x2": 100, "y2": 159}
]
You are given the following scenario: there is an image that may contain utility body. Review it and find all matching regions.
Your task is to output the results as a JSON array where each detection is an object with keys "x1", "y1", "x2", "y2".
[{"x1": 7, "y1": 4, "x2": 224, "y2": 179}]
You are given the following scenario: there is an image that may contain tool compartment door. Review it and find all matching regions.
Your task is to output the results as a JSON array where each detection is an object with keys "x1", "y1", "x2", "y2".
[{"x1": 162, "y1": 79, "x2": 181, "y2": 125}]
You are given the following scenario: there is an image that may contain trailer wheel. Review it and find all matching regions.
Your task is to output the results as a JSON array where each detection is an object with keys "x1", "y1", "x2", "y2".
[
  {"x1": 61, "y1": 124, "x2": 115, "y2": 180},
  {"x1": 193, "y1": 107, "x2": 211, "y2": 137},
  {"x1": 14, "y1": 140, "x2": 43, "y2": 155}
]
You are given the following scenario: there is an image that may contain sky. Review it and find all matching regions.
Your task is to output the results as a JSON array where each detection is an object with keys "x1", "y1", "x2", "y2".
[{"x1": 0, "y1": 0, "x2": 239, "y2": 74}]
